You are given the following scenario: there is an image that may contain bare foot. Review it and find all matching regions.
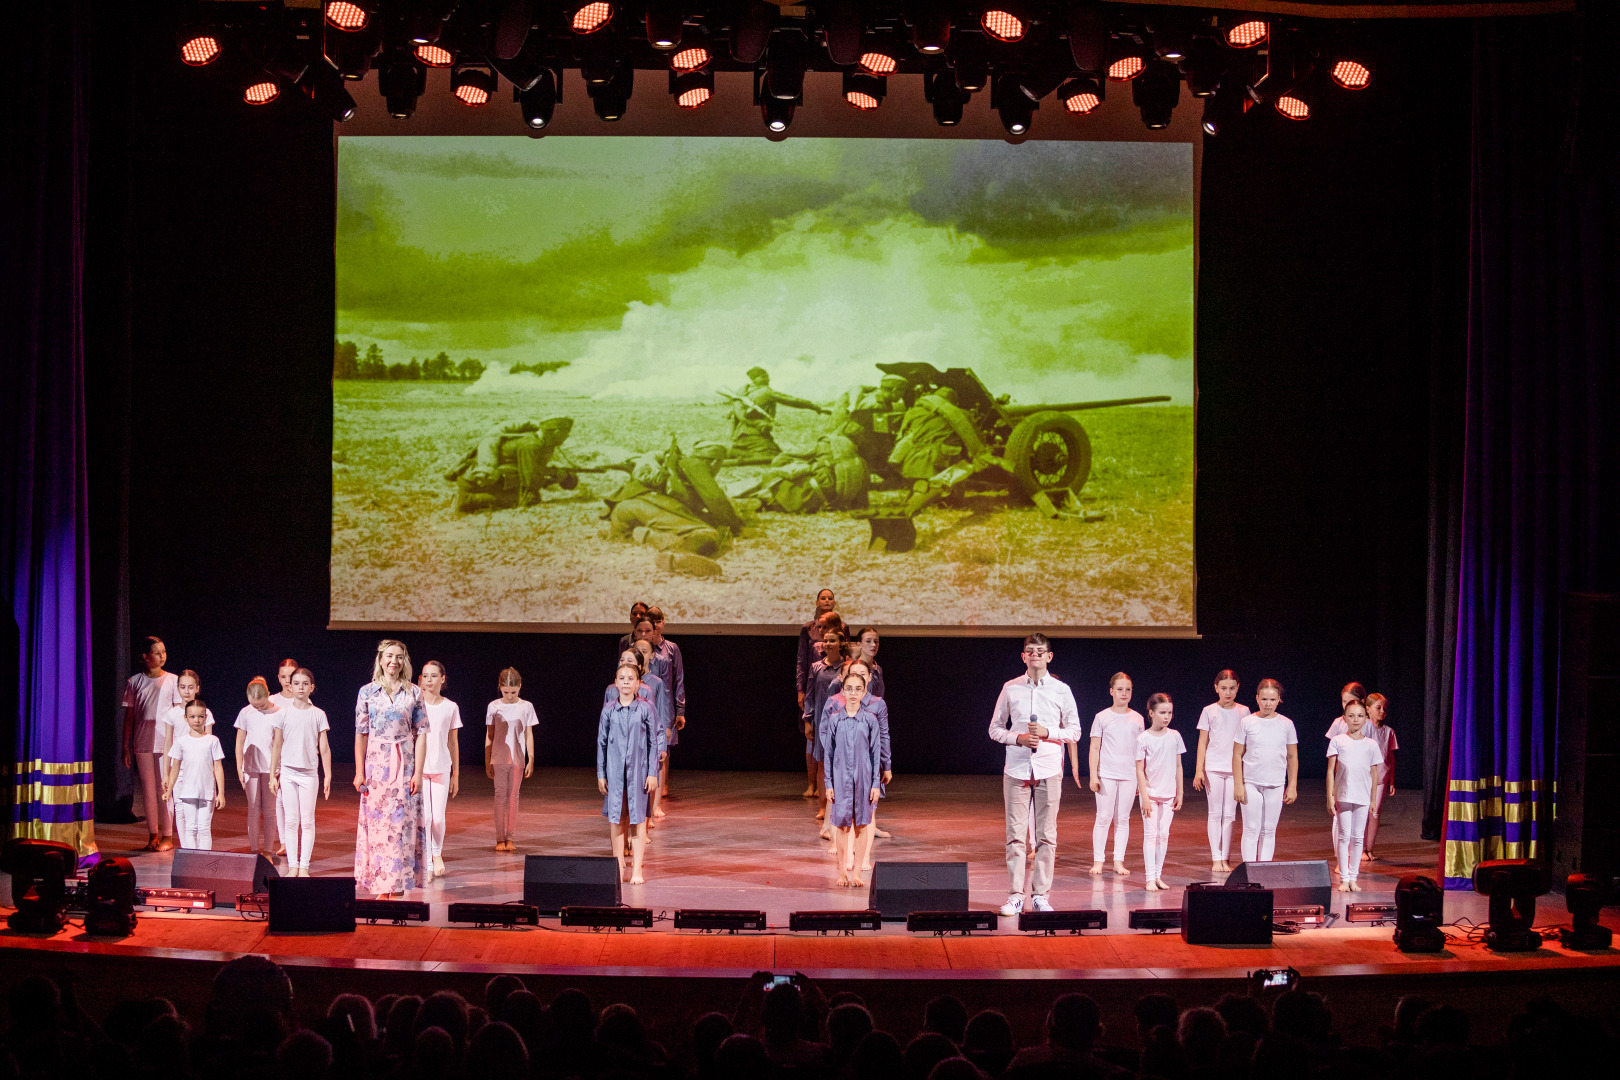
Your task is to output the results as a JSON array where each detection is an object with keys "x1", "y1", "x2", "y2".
[
  {"x1": 653, "y1": 808, "x2": 667, "y2": 818},
  {"x1": 814, "y1": 808, "x2": 825, "y2": 820},
  {"x1": 1114, "y1": 862, "x2": 1130, "y2": 876},
  {"x1": 1148, "y1": 880, "x2": 1163, "y2": 891},
  {"x1": 826, "y1": 843, "x2": 838, "y2": 854},
  {"x1": 630, "y1": 874, "x2": 645, "y2": 885},
  {"x1": 1157, "y1": 880, "x2": 1170, "y2": 891},
  {"x1": 861, "y1": 863, "x2": 873, "y2": 872},
  {"x1": 819, "y1": 827, "x2": 833, "y2": 841},
  {"x1": 874, "y1": 827, "x2": 892, "y2": 839},
  {"x1": 851, "y1": 875, "x2": 865, "y2": 888},
  {"x1": 1089, "y1": 862, "x2": 1104, "y2": 875},
  {"x1": 1212, "y1": 861, "x2": 1225, "y2": 874},
  {"x1": 1219, "y1": 860, "x2": 1233, "y2": 872},
  {"x1": 1349, "y1": 880, "x2": 1363, "y2": 892},
  {"x1": 836, "y1": 872, "x2": 849, "y2": 887},
  {"x1": 801, "y1": 787, "x2": 816, "y2": 798}
]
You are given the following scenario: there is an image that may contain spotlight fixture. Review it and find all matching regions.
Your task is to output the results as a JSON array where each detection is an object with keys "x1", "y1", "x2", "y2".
[
  {"x1": 1179, "y1": 36, "x2": 1225, "y2": 97},
  {"x1": 1200, "y1": 80, "x2": 1245, "y2": 137},
  {"x1": 453, "y1": 66, "x2": 496, "y2": 106},
  {"x1": 645, "y1": 0, "x2": 683, "y2": 49},
  {"x1": 1274, "y1": 84, "x2": 1309, "y2": 121},
  {"x1": 672, "y1": 908, "x2": 766, "y2": 931},
  {"x1": 788, "y1": 909, "x2": 881, "y2": 932},
  {"x1": 569, "y1": 2, "x2": 614, "y2": 34},
  {"x1": 587, "y1": 64, "x2": 633, "y2": 120},
  {"x1": 488, "y1": 0, "x2": 533, "y2": 60},
  {"x1": 671, "y1": 68, "x2": 713, "y2": 108},
  {"x1": 1558, "y1": 874, "x2": 1614, "y2": 950},
  {"x1": 843, "y1": 71, "x2": 885, "y2": 110},
  {"x1": 1392, "y1": 874, "x2": 1446, "y2": 952},
  {"x1": 824, "y1": 0, "x2": 862, "y2": 65},
  {"x1": 301, "y1": 60, "x2": 359, "y2": 121},
  {"x1": 670, "y1": 45, "x2": 710, "y2": 71},
  {"x1": 181, "y1": 34, "x2": 222, "y2": 66},
  {"x1": 1107, "y1": 37, "x2": 1149, "y2": 81},
  {"x1": 947, "y1": 31, "x2": 989, "y2": 92},
  {"x1": 447, "y1": 902, "x2": 539, "y2": 926},
  {"x1": 1016, "y1": 51, "x2": 1071, "y2": 103},
  {"x1": 1225, "y1": 20, "x2": 1269, "y2": 49},
  {"x1": 1152, "y1": 25, "x2": 1193, "y2": 63},
  {"x1": 981, "y1": 8, "x2": 1026, "y2": 43},
  {"x1": 908, "y1": 3, "x2": 949, "y2": 54},
  {"x1": 991, "y1": 73, "x2": 1034, "y2": 136},
  {"x1": 858, "y1": 46, "x2": 899, "y2": 76},
  {"x1": 325, "y1": 16, "x2": 381, "y2": 79},
  {"x1": 414, "y1": 43, "x2": 453, "y2": 67},
  {"x1": 1, "y1": 840, "x2": 75, "y2": 933},
  {"x1": 1067, "y1": 2, "x2": 1107, "y2": 73},
  {"x1": 1474, "y1": 859, "x2": 1551, "y2": 951},
  {"x1": 518, "y1": 69, "x2": 559, "y2": 127},
  {"x1": 1133, "y1": 59, "x2": 1180, "y2": 129},
  {"x1": 1330, "y1": 58, "x2": 1371, "y2": 89},
  {"x1": 244, "y1": 80, "x2": 281, "y2": 105},
  {"x1": 732, "y1": 0, "x2": 775, "y2": 63},
  {"x1": 923, "y1": 69, "x2": 969, "y2": 125},
  {"x1": 324, "y1": 2, "x2": 368, "y2": 31},
  {"x1": 761, "y1": 96, "x2": 794, "y2": 132},
  {"x1": 1057, "y1": 74, "x2": 1102, "y2": 114},
  {"x1": 762, "y1": 29, "x2": 808, "y2": 101},
  {"x1": 403, "y1": 0, "x2": 458, "y2": 44},
  {"x1": 379, "y1": 52, "x2": 428, "y2": 118}
]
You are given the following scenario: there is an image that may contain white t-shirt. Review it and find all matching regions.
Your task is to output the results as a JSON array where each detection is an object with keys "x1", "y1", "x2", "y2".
[
  {"x1": 276, "y1": 704, "x2": 329, "y2": 770},
  {"x1": 422, "y1": 698, "x2": 464, "y2": 775},
  {"x1": 271, "y1": 691, "x2": 296, "y2": 711},
  {"x1": 125, "y1": 672, "x2": 181, "y2": 753},
  {"x1": 1136, "y1": 728, "x2": 1188, "y2": 800},
  {"x1": 1325, "y1": 716, "x2": 1348, "y2": 740},
  {"x1": 1196, "y1": 702, "x2": 1250, "y2": 774},
  {"x1": 1327, "y1": 733, "x2": 1385, "y2": 805},
  {"x1": 159, "y1": 705, "x2": 215, "y2": 749},
  {"x1": 235, "y1": 704, "x2": 282, "y2": 773},
  {"x1": 1091, "y1": 708, "x2": 1145, "y2": 781},
  {"x1": 486, "y1": 699, "x2": 539, "y2": 765},
  {"x1": 1369, "y1": 723, "x2": 1399, "y2": 760},
  {"x1": 167, "y1": 733, "x2": 224, "y2": 801},
  {"x1": 1235, "y1": 714, "x2": 1298, "y2": 787}
]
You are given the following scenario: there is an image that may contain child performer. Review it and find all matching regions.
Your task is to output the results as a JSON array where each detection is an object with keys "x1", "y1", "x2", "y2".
[
  {"x1": 157, "y1": 670, "x2": 214, "y2": 842},
  {"x1": 1193, "y1": 670, "x2": 1249, "y2": 873},
  {"x1": 617, "y1": 601, "x2": 649, "y2": 655},
  {"x1": 1362, "y1": 693, "x2": 1399, "y2": 860},
  {"x1": 631, "y1": 616, "x2": 674, "y2": 820},
  {"x1": 162, "y1": 701, "x2": 225, "y2": 850},
  {"x1": 1326, "y1": 699, "x2": 1384, "y2": 892},
  {"x1": 485, "y1": 667, "x2": 538, "y2": 853},
  {"x1": 821, "y1": 670, "x2": 882, "y2": 889},
  {"x1": 418, "y1": 661, "x2": 462, "y2": 875},
  {"x1": 1233, "y1": 679, "x2": 1299, "y2": 862},
  {"x1": 121, "y1": 635, "x2": 181, "y2": 851},
  {"x1": 616, "y1": 645, "x2": 668, "y2": 830},
  {"x1": 797, "y1": 588, "x2": 838, "y2": 712},
  {"x1": 270, "y1": 659, "x2": 299, "y2": 709},
  {"x1": 645, "y1": 607, "x2": 686, "y2": 801},
  {"x1": 799, "y1": 611, "x2": 844, "y2": 800},
  {"x1": 804, "y1": 626, "x2": 848, "y2": 840},
  {"x1": 854, "y1": 626, "x2": 886, "y2": 699},
  {"x1": 839, "y1": 659, "x2": 892, "y2": 872},
  {"x1": 1088, "y1": 673, "x2": 1144, "y2": 876},
  {"x1": 1324, "y1": 682, "x2": 1368, "y2": 862},
  {"x1": 234, "y1": 678, "x2": 282, "y2": 858},
  {"x1": 1135, "y1": 694, "x2": 1186, "y2": 892},
  {"x1": 272, "y1": 668, "x2": 331, "y2": 877},
  {"x1": 597, "y1": 662, "x2": 660, "y2": 884}
]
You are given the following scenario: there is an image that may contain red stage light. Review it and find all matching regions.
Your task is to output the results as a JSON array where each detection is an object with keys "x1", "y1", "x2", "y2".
[
  {"x1": 455, "y1": 84, "x2": 489, "y2": 106},
  {"x1": 1107, "y1": 56, "x2": 1145, "y2": 81},
  {"x1": 1331, "y1": 60, "x2": 1371, "y2": 89},
  {"x1": 571, "y1": 3, "x2": 613, "y2": 34},
  {"x1": 180, "y1": 35, "x2": 221, "y2": 66},
  {"x1": 414, "y1": 44, "x2": 453, "y2": 67},
  {"x1": 1275, "y1": 94, "x2": 1309, "y2": 120},
  {"x1": 243, "y1": 81, "x2": 280, "y2": 104},
  {"x1": 1225, "y1": 21, "x2": 1268, "y2": 48},
  {"x1": 1063, "y1": 90, "x2": 1101, "y2": 114},
  {"x1": 858, "y1": 50, "x2": 898, "y2": 75},
  {"x1": 677, "y1": 86, "x2": 712, "y2": 109},
  {"x1": 845, "y1": 90, "x2": 880, "y2": 110},
  {"x1": 671, "y1": 46, "x2": 710, "y2": 71},
  {"x1": 453, "y1": 68, "x2": 495, "y2": 107},
  {"x1": 981, "y1": 10, "x2": 1025, "y2": 43},
  {"x1": 325, "y1": 2, "x2": 368, "y2": 31}
]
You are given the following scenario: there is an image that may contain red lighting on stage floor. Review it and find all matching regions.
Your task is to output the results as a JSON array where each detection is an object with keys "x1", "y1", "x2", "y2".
[
  {"x1": 1332, "y1": 60, "x2": 1372, "y2": 89},
  {"x1": 1064, "y1": 90, "x2": 1101, "y2": 114},
  {"x1": 845, "y1": 90, "x2": 880, "y2": 110},
  {"x1": 1107, "y1": 56, "x2": 1145, "y2": 81},
  {"x1": 1225, "y1": 21, "x2": 1268, "y2": 48},
  {"x1": 414, "y1": 44, "x2": 453, "y2": 67},
  {"x1": 325, "y1": 2, "x2": 368, "y2": 31},
  {"x1": 1275, "y1": 94, "x2": 1309, "y2": 120},
  {"x1": 181, "y1": 35, "x2": 221, "y2": 66},
  {"x1": 859, "y1": 51, "x2": 898, "y2": 75},
  {"x1": 981, "y1": 10, "x2": 1025, "y2": 43},
  {"x1": 677, "y1": 86, "x2": 712, "y2": 108},
  {"x1": 671, "y1": 46, "x2": 710, "y2": 71},
  {"x1": 244, "y1": 81, "x2": 279, "y2": 104},
  {"x1": 571, "y1": 3, "x2": 613, "y2": 34}
]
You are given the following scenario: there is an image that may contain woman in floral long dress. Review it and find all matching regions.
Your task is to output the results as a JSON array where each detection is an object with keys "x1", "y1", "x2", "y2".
[{"x1": 353, "y1": 639, "x2": 430, "y2": 898}]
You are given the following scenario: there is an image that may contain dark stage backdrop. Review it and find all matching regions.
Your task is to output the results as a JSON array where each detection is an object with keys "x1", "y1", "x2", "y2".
[{"x1": 82, "y1": 12, "x2": 1468, "y2": 794}]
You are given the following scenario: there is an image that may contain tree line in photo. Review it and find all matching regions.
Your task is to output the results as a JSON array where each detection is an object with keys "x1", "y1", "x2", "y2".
[{"x1": 333, "y1": 340, "x2": 570, "y2": 382}]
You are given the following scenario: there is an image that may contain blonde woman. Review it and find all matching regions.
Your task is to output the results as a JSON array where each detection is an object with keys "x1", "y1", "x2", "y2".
[{"x1": 353, "y1": 639, "x2": 429, "y2": 898}]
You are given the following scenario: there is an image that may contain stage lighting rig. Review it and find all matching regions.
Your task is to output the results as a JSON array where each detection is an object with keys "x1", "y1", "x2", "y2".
[
  {"x1": 84, "y1": 857, "x2": 138, "y2": 938},
  {"x1": 569, "y1": 3, "x2": 615, "y2": 35},
  {"x1": 452, "y1": 64, "x2": 496, "y2": 107},
  {"x1": 1558, "y1": 874, "x2": 1613, "y2": 950},
  {"x1": 981, "y1": 6, "x2": 1028, "y2": 44},
  {"x1": 947, "y1": 30, "x2": 989, "y2": 92},
  {"x1": 1133, "y1": 59, "x2": 1180, "y2": 129},
  {"x1": 907, "y1": 2, "x2": 950, "y2": 55},
  {"x1": 731, "y1": 0, "x2": 775, "y2": 64},
  {"x1": 1474, "y1": 858, "x2": 1551, "y2": 951},
  {"x1": 762, "y1": 28, "x2": 809, "y2": 101},
  {"x1": 518, "y1": 69, "x2": 559, "y2": 127},
  {"x1": 1, "y1": 839, "x2": 75, "y2": 934},
  {"x1": 672, "y1": 68, "x2": 714, "y2": 108},
  {"x1": 1224, "y1": 19, "x2": 1269, "y2": 50},
  {"x1": 1179, "y1": 36, "x2": 1224, "y2": 97},
  {"x1": 181, "y1": 32, "x2": 222, "y2": 67},
  {"x1": 645, "y1": 1, "x2": 684, "y2": 50},
  {"x1": 990, "y1": 72, "x2": 1034, "y2": 136},
  {"x1": 301, "y1": 59, "x2": 359, "y2": 120},
  {"x1": 1200, "y1": 79, "x2": 1246, "y2": 137},
  {"x1": 844, "y1": 72, "x2": 885, "y2": 111},
  {"x1": 923, "y1": 70, "x2": 969, "y2": 125},
  {"x1": 1391, "y1": 874, "x2": 1446, "y2": 951},
  {"x1": 244, "y1": 80, "x2": 281, "y2": 105},
  {"x1": 485, "y1": 0, "x2": 532, "y2": 60},
  {"x1": 379, "y1": 51, "x2": 428, "y2": 118},
  {"x1": 414, "y1": 42, "x2": 453, "y2": 66},
  {"x1": 325, "y1": 2, "x2": 369, "y2": 32},
  {"x1": 1106, "y1": 40, "x2": 1147, "y2": 82},
  {"x1": 401, "y1": 1, "x2": 459, "y2": 45},
  {"x1": 1016, "y1": 43, "x2": 1072, "y2": 104},
  {"x1": 1058, "y1": 74, "x2": 1102, "y2": 114},
  {"x1": 858, "y1": 40, "x2": 901, "y2": 77},
  {"x1": 670, "y1": 45, "x2": 711, "y2": 72},
  {"x1": 587, "y1": 64, "x2": 633, "y2": 120},
  {"x1": 760, "y1": 94, "x2": 795, "y2": 133},
  {"x1": 823, "y1": 0, "x2": 862, "y2": 66}
]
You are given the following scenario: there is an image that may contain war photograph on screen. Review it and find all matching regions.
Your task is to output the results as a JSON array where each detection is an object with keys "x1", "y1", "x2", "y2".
[{"x1": 331, "y1": 136, "x2": 1195, "y2": 630}]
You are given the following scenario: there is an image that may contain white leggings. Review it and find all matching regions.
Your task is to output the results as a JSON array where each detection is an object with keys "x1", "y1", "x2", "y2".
[
  {"x1": 1142, "y1": 798, "x2": 1174, "y2": 881},
  {"x1": 242, "y1": 772, "x2": 279, "y2": 852},
  {"x1": 1204, "y1": 771, "x2": 1237, "y2": 860},
  {"x1": 174, "y1": 798, "x2": 215, "y2": 850},
  {"x1": 1335, "y1": 803, "x2": 1369, "y2": 882},
  {"x1": 279, "y1": 767, "x2": 318, "y2": 869},
  {"x1": 424, "y1": 772, "x2": 450, "y2": 859},
  {"x1": 1092, "y1": 778, "x2": 1136, "y2": 862},
  {"x1": 1240, "y1": 784, "x2": 1285, "y2": 862}
]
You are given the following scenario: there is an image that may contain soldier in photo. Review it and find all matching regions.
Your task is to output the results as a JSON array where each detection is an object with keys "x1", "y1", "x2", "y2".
[
  {"x1": 828, "y1": 374, "x2": 908, "y2": 471},
  {"x1": 602, "y1": 438, "x2": 742, "y2": 576},
  {"x1": 720, "y1": 366, "x2": 829, "y2": 464},
  {"x1": 735, "y1": 436, "x2": 869, "y2": 514},
  {"x1": 444, "y1": 417, "x2": 577, "y2": 513}
]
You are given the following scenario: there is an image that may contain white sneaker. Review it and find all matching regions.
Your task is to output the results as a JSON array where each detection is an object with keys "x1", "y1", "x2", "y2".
[
  {"x1": 1031, "y1": 895, "x2": 1054, "y2": 912},
  {"x1": 999, "y1": 895, "x2": 1024, "y2": 917}
]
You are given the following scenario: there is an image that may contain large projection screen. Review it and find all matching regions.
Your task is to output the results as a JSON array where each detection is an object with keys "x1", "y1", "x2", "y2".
[{"x1": 332, "y1": 136, "x2": 1195, "y2": 634}]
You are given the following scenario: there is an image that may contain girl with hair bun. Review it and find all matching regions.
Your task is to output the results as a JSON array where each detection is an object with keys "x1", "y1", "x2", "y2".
[
  {"x1": 1194, "y1": 670, "x2": 1248, "y2": 873},
  {"x1": 1088, "y1": 672, "x2": 1144, "y2": 877},
  {"x1": 1232, "y1": 679, "x2": 1299, "y2": 862},
  {"x1": 1135, "y1": 693, "x2": 1186, "y2": 892}
]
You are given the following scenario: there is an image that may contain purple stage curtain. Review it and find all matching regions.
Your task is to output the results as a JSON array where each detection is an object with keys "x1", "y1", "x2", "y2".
[
  {"x1": 0, "y1": 2, "x2": 97, "y2": 854},
  {"x1": 1442, "y1": 16, "x2": 1619, "y2": 887}
]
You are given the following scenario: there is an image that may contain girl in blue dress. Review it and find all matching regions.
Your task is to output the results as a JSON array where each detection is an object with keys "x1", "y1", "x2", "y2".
[
  {"x1": 821, "y1": 669, "x2": 882, "y2": 889},
  {"x1": 597, "y1": 662, "x2": 660, "y2": 884}
]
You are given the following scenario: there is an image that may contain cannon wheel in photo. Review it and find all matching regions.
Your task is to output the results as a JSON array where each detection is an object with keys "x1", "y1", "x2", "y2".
[{"x1": 1006, "y1": 411, "x2": 1092, "y2": 498}]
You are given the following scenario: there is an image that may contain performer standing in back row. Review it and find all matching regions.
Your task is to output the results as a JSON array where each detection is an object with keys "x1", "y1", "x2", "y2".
[{"x1": 989, "y1": 634, "x2": 1082, "y2": 918}]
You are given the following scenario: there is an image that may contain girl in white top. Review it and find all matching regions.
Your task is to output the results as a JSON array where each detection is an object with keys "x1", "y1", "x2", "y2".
[
  {"x1": 418, "y1": 660, "x2": 462, "y2": 875},
  {"x1": 155, "y1": 669, "x2": 214, "y2": 843},
  {"x1": 271, "y1": 668, "x2": 331, "y2": 876},
  {"x1": 1326, "y1": 699, "x2": 1384, "y2": 891},
  {"x1": 121, "y1": 636, "x2": 182, "y2": 852},
  {"x1": 1088, "y1": 672, "x2": 1144, "y2": 876},
  {"x1": 1232, "y1": 679, "x2": 1299, "y2": 862},
  {"x1": 1362, "y1": 693, "x2": 1399, "y2": 860},
  {"x1": 1135, "y1": 693, "x2": 1187, "y2": 892},
  {"x1": 1323, "y1": 682, "x2": 1367, "y2": 864},
  {"x1": 486, "y1": 667, "x2": 538, "y2": 852},
  {"x1": 270, "y1": 658, "x2": 299, "y2": 710},
  {"x1": 162, "y1": 701, "x2": 225, "y2": 850},
  {"x1": 234, "y1": 678, "x2": 283, "y2": 858},
  {"x1": 1193, "y1": 669, "x2": 1250, "y2": 873}
]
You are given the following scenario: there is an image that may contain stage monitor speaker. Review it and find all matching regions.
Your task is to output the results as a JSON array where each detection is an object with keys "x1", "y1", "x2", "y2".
[
  {"x1": 869, "y1": 862, "x2": 969, "y2": 922},
  {"x1": 170, "y1": 850, "x2": 278, "y2": 908},
  {"x1": 267, "y1": 876, "x2": 356, "y2": 933},
  {"x1": 1552, "y1": 593, "x2": 1619, "y2": 882},
  {"x1": 523, "y1": 855, "x2": 621, "y2": 916},
  {"x1": 1182, "y1": 883, "x2": 1273, "y2": 945},
  {"x1": 1226, "y1": 860, "x2": 1331, "y2": 909}
]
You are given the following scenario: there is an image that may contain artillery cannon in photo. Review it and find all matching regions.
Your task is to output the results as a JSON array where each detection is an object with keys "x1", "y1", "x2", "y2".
[{"x1": 849, "y1": 362, "x2": 1170, "y2": 552}]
